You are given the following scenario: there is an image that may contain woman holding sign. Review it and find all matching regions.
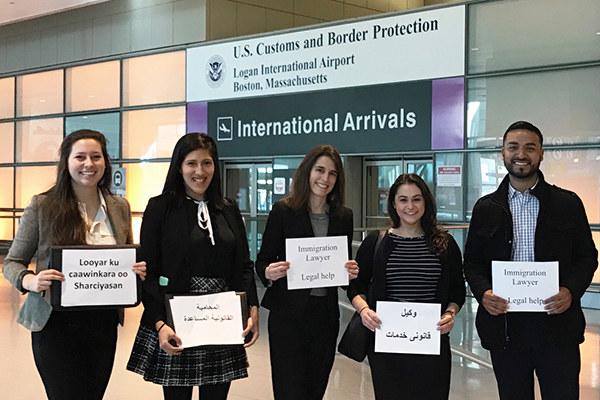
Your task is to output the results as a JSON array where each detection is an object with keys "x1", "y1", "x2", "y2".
[
  {"x1": 256, "y1": 144, "x2": 359, "y2": 400},
  {"x1": 127, "y1": 133, "x2": 259, "y2": 400},
  {"x1": 347, "y1": 173, "x2": 465, "y2": 400},
  {"x1": 2, "y1": 129, "x2": 147, "y2": 400}
]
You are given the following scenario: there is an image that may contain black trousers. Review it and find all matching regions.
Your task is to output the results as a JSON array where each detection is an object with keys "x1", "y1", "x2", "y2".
[
  {"x1": 31, "y1": 309, "x2": 119, "y2": 400},
  {"x1": 490, "y1": 340, "x2": 580, "y2": 400},
  {"x1": 268, "y1": 296, "x2": 339, "y2": 400},
  {"x1": 162, "y1": 382, "x2": 231, "y2": 400},
  {"x1": 368, "y1": 334, "x2": 451, "y2": 400}
]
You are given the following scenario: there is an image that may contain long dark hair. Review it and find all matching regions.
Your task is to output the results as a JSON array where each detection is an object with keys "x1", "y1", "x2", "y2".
[
  {"x1": 285, "y1": 144, "x2": 345, "y2": 214},
  {"x1": 387, "y1": 173, "x2": 449, "y2": 254},
  {"x1": 40, "y1": 129, "x2": 112, "y2": 245},
  {"x1": 162, "y1": 133, "x2": 224, "y2": 209}
]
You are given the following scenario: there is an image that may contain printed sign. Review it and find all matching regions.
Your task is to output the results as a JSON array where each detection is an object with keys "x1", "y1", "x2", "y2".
[
  {"x1": 206, "y1": 79, "x2": 432, "y2": 157},
  {"x1": 375, "y1": 302, "x2": 441, "y2": 355},
  {"x1": 437, "y1": 166, "x2": 461, "y2": 187},
  {"x1": 187, "y1": 6, "x2": 465, "y2": 102},
  {"x1": 285, "y1": 235, "x2": 349, "y2": 290},
  {"x1": 492, "y1": 261, "x2": 559, "y2": 312},
  {"x1": 168, "y1": 291, "x2": 244, "y2": 348},
  {"x1": 60, "y1": 248, "x2": 137, "y2": 307}
]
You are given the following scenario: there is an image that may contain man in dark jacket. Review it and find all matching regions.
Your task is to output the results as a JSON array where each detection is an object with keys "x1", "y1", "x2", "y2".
[{"x1": 464, "y1": 121, "x2": 598, "y2": 400}]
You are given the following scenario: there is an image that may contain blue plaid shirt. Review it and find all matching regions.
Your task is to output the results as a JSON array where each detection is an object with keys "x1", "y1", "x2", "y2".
[{"x1": 508, "y1": 182, "x2": 540, "y2": 262}]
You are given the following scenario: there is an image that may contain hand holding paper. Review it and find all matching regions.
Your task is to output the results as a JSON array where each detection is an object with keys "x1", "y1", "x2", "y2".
[
  {"x1": 157, "y1": 323, "x2": 184, "y2": 355},
  {"x1": 265, "y1": 261, "x2": 290, "y2": 281},
  {"x1": 543, "y1": 286, "x2": 572, "y2": 315},
  {"x1": 482, "y1": 290, "x2": 509, "y2": 315},
  {"x1": 23, "y1": 269, "x2": 64, "y2": 293}
]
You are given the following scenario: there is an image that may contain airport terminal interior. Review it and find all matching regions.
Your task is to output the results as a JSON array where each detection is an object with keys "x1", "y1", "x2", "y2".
[{"x1": 1, "y1": 0, "x2": 600, "y2": 399}]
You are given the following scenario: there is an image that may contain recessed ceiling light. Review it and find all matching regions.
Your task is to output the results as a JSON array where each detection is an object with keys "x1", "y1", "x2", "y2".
[{"x1": 471, "y1": 47, "x2": 479, "y2": 51}]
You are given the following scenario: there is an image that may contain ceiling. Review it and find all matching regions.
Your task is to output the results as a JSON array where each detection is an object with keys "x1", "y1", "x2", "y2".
[{"x1": 0, "y1": 0, "x2": 110, "y2": 27}]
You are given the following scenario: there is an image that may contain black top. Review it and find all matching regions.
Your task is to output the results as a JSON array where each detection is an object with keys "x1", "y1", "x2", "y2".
[
  {"x1": 256, "y1": 200, "x2": 354, "y2": 323},
  {"x1": 138, "y1": 193, "x2": 258, "y2": 327},
  {"x1": 189, "y1": 204, "x2": 235, "y2": 279},
  {"x1": 386, "y1": 233, "x2": 442, "y2": 303},
  {"x1": 348, "y1": 230, "x2": 465, "y2": 318}
]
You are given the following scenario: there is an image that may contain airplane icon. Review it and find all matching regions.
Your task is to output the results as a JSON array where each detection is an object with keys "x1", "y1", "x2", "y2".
[{"x1": 219, "y1": 123, "x2": 230, "y2": 133}]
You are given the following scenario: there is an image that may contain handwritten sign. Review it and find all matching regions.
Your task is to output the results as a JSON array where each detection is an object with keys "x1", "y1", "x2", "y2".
[
  {"x1": 375, "y1": 301, "x2": 441, "y2": 355},
  {"x1": 492, "y1": 261, "x2": 559, "y2": 312},
  {"x1": 60, "y1": 248, "x2": 137, "y2": 307},
  {"x1": 285, "y1": 236, "x2": 349, "y2": 290},
  {"x1": 168, "y1": 291, "x2": 244, "y2": 348}
]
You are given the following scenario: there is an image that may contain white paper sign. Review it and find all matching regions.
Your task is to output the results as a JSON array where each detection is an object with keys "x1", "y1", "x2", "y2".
[
  {"x1": 60, "y1": 248, "x2": 137, "y2": 307},
  {"x1": 375, "y1": 301, "x2": 441, "y2": 355},
  {"x1": 437, "y1": 166, "x2": 462, "y2": 187},
  {"x1": 168, "y1": 291, "x2": 244, "y2": 348},
  {"x1": 285, "y1": 235, "x2": 349, "y2": 290},
  {"x1": 492, "y1": 261, "x2": 559, "y2": 312}
]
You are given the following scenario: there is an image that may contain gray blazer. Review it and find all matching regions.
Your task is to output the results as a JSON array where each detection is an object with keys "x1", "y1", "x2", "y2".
[{"x1": 2, "y1": 193, "x2": 133, "y2": 332}]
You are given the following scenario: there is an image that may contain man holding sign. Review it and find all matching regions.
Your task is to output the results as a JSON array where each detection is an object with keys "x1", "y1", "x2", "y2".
[{"x1": 464, "y1": 121, "x2": 598, "y2": 400}]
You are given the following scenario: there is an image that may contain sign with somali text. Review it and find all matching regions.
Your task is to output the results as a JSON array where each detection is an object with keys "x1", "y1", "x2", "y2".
[
  {"x1": 168, "y1": 292, "x2": 244, "y2": 348},
  {"x1": 187, "y1": 5, "x2": 464, "y2": 102},
  {"x1": 285, "y1": 235, "x2": 349, "y2": 290},
  {"x1": 492, "y1": 261, "x2": 559, "y2": 312},
  {"x1": 375, "y1": 301, "x2": 441, "y2": 355},
  {"x1": 60, "y1": 248, "x2": 138, "y2": 307}
]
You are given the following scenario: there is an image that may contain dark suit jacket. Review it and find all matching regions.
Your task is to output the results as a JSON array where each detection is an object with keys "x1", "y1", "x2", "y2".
[
  {"x1": 256, "y1": 200, "x2": 353, "y2": 323},
  {"x1": 139, "y1": 193, "x2": 258, "y2": 327}
]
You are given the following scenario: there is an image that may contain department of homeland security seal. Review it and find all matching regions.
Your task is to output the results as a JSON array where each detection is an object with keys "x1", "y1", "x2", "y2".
[{"x1": 206, "y1": 55, "x2": 226, "y2": 88}]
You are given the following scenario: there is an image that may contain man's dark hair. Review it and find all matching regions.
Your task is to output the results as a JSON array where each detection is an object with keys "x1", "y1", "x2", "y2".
[{"x1": 503, "y1": 121, "x2": 543, "y2": 146}]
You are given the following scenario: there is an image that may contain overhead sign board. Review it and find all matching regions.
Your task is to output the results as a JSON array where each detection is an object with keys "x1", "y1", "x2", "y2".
[{"x1": 187, "y1": 5, "x2": 465, "y2": 102}]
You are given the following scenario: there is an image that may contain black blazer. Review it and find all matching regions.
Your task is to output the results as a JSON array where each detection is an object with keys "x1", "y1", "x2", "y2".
[
  {"x1": 139, "y1": 193, "x2": 258, "y2": 327},
  {"x1": 256, "y1": 200, "x2": 353, "y2": 323},
  {"x1": 348, "y1": 230, "x2": 466, "y2": 316}
]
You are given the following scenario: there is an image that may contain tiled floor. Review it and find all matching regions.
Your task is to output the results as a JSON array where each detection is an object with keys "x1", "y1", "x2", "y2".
[{"x1": 1, "y1": 267, "x2": 599, "y2": 399}]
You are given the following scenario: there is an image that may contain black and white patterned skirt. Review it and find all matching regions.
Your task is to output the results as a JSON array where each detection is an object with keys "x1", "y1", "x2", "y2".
[{"x1": 126, "y1": 277, "x2": 249, "y2": 386}]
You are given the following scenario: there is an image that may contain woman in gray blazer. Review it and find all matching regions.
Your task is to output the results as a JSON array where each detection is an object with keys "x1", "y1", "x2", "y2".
[{"x1": 2, "y1": 129, "x2": 146, "y2": 400}]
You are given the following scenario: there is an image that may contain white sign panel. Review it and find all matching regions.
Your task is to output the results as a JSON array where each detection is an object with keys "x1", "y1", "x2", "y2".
[
  {"x1": 492, "y1": 261, "x2": 559, "y2": 312},
  {"x1": 375, "y1": 301, "x2": 441, "y2": 355},
  {"x1": 61, "y1": 248, "x2": 137, "y2": 307},
  {"x1": 168, "y1": 291, "x2": 244, "y2": 348},
  {"x1": 187, "y1": 5, "x2": 465, "y2": 102},
  {"x1": 285, "y1": 235, "x2": 349, "y2": 290},
  {"x1": 437, "y1": 166, "x2": 462, "y2": 187}
]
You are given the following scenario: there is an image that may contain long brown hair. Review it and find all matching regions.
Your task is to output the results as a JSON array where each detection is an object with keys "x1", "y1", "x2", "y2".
[
  {"x1": 40, "y1": 130, "x2": 112, "y2": 245},
  {"x1": 387, "y1": 173, "x2": 449, "y2": 254},
  {"x1": 285, "y1": 144, "x2": 345, "y2": 214}
]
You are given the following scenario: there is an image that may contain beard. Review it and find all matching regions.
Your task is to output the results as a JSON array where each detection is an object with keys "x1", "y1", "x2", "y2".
[{"x1": 504, "y1": 158, "x2": 540, "y2": 179}]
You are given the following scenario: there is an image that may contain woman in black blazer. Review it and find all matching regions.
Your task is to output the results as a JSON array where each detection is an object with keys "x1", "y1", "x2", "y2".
[
  {"x1": 127, "y1": 133, "x2": 259, "y2": 400},
  {"x1": 348, "y1": 174, "x2": 465, "y2": 400},
  {"x1": 256, "y1": 144, "x2": 359, "y2": 400}
]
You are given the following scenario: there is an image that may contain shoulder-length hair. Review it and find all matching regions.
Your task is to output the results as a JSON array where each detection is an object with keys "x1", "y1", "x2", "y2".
[
  {"x1": 285, "y1": 144, "x2": 345, "y2": 214},
  {"x1": 162, "y1": 133, "x2": 224, "y2": 209},
  {"x1": 41, "y1": 129, "x2": 112, "y2": 245},
  {"x1": 386, "y1": 173, "x2": 449, "y2": 254}
]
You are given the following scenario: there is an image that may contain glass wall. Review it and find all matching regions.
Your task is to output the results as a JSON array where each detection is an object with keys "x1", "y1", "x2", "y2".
[{"x1": 0, "y1": 51, "x2": 186, "y2": 244}]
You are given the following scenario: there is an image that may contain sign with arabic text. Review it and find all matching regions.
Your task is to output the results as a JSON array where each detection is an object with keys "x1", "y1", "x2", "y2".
[{"x1": 374, "y1": 301, "x2": 441, "y2": 355}]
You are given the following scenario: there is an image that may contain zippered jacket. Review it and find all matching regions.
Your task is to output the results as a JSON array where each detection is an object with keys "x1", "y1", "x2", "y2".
[{"x1": 464, "y1": 171, "x2": 598, "y2": 349}]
